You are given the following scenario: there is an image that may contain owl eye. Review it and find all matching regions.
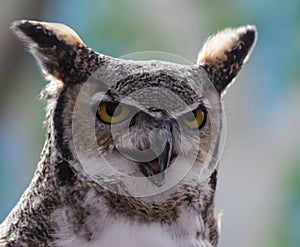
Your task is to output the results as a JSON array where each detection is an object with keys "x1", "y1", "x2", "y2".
[
  {"x1": 182, "y1": 108, "x2": 207, "y2": 129},
  {"x1": 97, "y1": 102, "x2": 131, "y2": 124}
]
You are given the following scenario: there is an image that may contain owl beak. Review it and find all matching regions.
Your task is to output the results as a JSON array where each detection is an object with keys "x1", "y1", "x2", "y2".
[{"x1": 140, "y1": 122, "x2": 173, "y2": 187}]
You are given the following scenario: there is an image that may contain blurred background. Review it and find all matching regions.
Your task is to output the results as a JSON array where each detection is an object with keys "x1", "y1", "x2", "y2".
[{"x1": 0, "y1": 0, "x2": 299, "y2": 246}]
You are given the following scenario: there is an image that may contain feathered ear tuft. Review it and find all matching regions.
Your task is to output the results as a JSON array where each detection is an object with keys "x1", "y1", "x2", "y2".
[
  {"x1": 197, "y1": 25, "x2": 257, "y2": 95},
  {"x1": 11, "y1": 20, "x2": 101, "y2": 84}
]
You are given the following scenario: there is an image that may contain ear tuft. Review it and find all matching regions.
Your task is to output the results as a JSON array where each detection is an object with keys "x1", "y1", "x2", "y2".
[
  {"x1": 11, "y1": 20, "x2": 84, "y2": 48},
  {"x1": 197, "y1": 25, "x2": 257, "y2": 95},
  {"x1": 11, "y1": 20, "x2": 101, "y2": 84}
]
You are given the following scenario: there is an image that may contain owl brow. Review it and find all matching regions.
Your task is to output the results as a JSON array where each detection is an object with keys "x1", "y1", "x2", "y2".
[
  {"x1": 90, "y1": 92, "x2": 109, "y2": 107},
  {"x1": 90, "y1": 97, "x2": 143, "y2": 115},
  {"x1": 90, "y1": 88, "x2": 121, "y2": 105},
  {"x1": 201, "y1": 99, "x2": 213, "y2": 113},
  {"x1": 174, "y1": 100, "x2": 209, "y2": 118}
]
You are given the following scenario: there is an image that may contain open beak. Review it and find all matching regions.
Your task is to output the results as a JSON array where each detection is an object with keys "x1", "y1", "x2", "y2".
[{"x1": 139, "y1": 122, "x2": 173, "y2": 187}]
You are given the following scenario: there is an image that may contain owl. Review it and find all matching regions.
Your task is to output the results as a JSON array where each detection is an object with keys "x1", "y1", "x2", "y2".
[{"x1": 0, "y1": 20, "x2": 256, "y2": 247}]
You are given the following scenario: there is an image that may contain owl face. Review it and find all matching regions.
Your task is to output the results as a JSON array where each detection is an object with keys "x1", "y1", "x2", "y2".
[
  {"x1": 11, "y1": 20, "x2": 256, "y2": 195},
  {"x1": 69, "y1": 62, "x2": 221, "y2": 192}
]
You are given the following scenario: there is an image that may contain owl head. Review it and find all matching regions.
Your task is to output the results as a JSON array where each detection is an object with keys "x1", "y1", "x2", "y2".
[{"x1": 11, "y1": 20, "x2": 256, "y2": 196}]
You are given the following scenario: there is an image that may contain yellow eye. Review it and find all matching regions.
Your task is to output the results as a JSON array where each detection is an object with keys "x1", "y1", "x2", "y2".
[
  {"x1": 97, "y1": 102, "x2": 131, "y2": 124},
  {"x1": 183, "y1": 108, "x2": 206, "y2": 129}
]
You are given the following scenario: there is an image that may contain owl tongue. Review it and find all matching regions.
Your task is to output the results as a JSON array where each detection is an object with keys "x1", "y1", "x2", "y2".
[{"x1": 147, "y1": 160, "x2": 160, "y2": 174}]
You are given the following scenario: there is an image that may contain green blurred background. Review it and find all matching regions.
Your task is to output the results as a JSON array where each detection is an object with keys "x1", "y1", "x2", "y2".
[{"x1": 0, "y1": 1, "x2": 299, "y2": 246}]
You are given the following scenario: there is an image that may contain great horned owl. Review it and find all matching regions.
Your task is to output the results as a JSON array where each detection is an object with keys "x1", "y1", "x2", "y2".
[{"x1": 0, "y1": 20, "x2": 256, "y2": 247}]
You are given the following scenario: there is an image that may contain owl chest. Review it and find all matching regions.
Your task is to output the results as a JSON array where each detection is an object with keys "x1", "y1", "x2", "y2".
[
  {"x1": 89, "y1": 219, "x2": 177, "y2": 247},
  {"x1": 54, "y1": 217, "x2": 203, "y2": 247},
  {"x1": 52, "y1": 197, "x2": 205, "y2": 247},
  {"x1": 96, "y1": 214, "x2": 208, "y2": 247}
]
